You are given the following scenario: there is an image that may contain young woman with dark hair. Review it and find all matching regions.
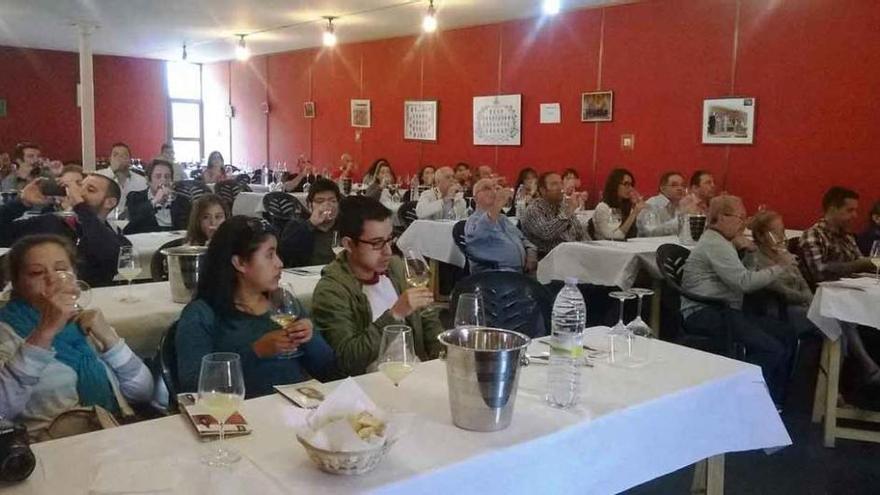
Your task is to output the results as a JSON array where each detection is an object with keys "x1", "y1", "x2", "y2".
[
  {"x1": 185, "y1": 194, "x2": 228, "y2": 246},
  {"x1": 593, "y1": 168, "x2": 645, "y2": 240},
  {"x1": 175, "y1": 216, "x2": 337, "y2": 397}
]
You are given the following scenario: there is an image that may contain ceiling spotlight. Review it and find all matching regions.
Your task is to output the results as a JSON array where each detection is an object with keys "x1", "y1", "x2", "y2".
[
  {"x1": 235, "y1": 34, "x2": 250, "y2": 61},
  {"x1": 181, "y1": 43, "x2": 188, "y2": 61},
  {"x1": 323, "y1": 17, "x2": 337, "y2": 47},
  {"x1": 422, "y1": 1, "x2": 438, "y2": 33},
  {"x1": 542, "y1": 0, "x2": 561, "y2": 15}
]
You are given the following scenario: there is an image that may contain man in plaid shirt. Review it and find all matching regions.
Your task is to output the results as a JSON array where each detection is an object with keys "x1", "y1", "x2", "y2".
[{"x1": 799, "y1": 186, "x2": 873, "y2": 284}]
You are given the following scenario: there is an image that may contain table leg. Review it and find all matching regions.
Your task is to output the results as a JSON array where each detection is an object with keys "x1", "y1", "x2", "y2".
[
  {"x1": 690, "y1": 454, "x2": 724, "y2": 495},
  {"x1": 811, "y1": 339, "x2": 830, "y2": 424},
  {"x1": 824, "y1": 338, "x2": 842, "y2": 448},
  {"x1": 650, "y1": 279, "x2": 662, "y2": 338}
]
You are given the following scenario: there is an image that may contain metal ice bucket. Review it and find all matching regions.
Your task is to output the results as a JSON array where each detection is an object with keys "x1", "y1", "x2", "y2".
[
  {"x1": 161, "y1": 245, "x2": 207, "y2": 303},
  {"x1": 437, "y1": 327, "x2": 531, "y2": 432}
]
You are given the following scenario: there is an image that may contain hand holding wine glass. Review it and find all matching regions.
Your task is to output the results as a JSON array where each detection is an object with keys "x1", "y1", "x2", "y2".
[
  {"x1": 269, "y1": 283, "x2": 304, "y2": 359},
  {"x1": 198, "y1": 353, "x2": 246, "y2": 467}
]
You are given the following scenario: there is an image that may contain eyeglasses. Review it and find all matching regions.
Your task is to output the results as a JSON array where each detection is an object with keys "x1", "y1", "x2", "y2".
[
  {"x1": 722, "y1": 213, "x2": 747, "y2": 221},
  {"x1": 354, "y1": 236, "x2": 397, "y2": 251},
  {"x1": 621, "y1": 181, "x2": 634, "y2": 187}
]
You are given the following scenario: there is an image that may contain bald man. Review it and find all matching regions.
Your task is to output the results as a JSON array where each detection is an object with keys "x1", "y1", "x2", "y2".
[
  {"x1": 415, "y1": 166, "x2": 467, "y2": 220},
  {"x1": 335, "y1": 153, "x2": 357, "y2": 181}
]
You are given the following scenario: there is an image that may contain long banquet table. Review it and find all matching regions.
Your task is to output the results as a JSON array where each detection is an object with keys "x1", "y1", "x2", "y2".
[
  {"x1": 10, "y1": 327, "x2": 789, "y2": 495},
  {"x1": 92, "y1": 267, "x2": 324, "y2": 357},
  {"x1": 125, "y1": 230, "x2": 188, "y2": 280}
]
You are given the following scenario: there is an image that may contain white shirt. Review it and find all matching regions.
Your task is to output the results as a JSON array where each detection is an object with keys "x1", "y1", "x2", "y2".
[
  {"x1": 96, "y1": 168, "x2": 147, "y2": 218},
  {"x1": 415, "y1": 187, "x2": 467, "y2": 220},
  {"x1": 637, "y1": 194, "x2": 680, "y2": 237},
  {"x1": 361, "y1": 275, "x2": 399, "y2": 322}
]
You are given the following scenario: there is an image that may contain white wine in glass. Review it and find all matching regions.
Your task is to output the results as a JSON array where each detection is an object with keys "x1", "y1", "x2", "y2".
[
  {"x1": 403, "y1": 249, "x2": 431, "y2": 289},
  {"x1": 270, "y1": 283, "x2": 303, "y2": 359},
  {"x1": 376, "y1": 325, "x2": 418, "y2": 387},
  {"x1": 117, "y1": 246, "x2": 141, "y2": 303},
  {"x1": 198, "y1": 352, "x2": 245, "y2": 467}
]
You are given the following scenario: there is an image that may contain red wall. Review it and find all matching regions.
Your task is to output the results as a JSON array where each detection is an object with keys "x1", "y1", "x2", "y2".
[{"x1": 0, "y1": 46, "x2": 166, "y2": 163}]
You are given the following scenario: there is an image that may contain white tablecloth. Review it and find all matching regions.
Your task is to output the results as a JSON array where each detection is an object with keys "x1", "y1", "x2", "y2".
[
  {"x1": 13, "y1": 327, "x2": 789, "y2": 495},
  {"x1": 0, "y1": 247, "x2": 7, "y2": 257},
  {"x1": 92, "y1": 268, "x2": 323, "y2": 357},
  {"x1": 232, "y1": 192, "x2": 309, "y2": 218},
  {"x1": 397, "y1": 219, "x2": 465, "y2": 268},
  {"x1": 807, "y1": 277, "x2": 880, "y2": 340},
  {"x1": 124, "y1": 230, "x2": 187, "y2": 280},
  {"x1": 537, "y1": 236, "x2": 682, "y2": 287}
]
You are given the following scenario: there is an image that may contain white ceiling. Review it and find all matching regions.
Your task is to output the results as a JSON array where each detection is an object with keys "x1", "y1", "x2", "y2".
[{"x1": 0, "y1": 0, "x2": 617, "y2": 63}]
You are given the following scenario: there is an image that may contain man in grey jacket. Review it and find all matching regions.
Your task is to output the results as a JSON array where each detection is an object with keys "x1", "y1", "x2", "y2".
[{"x1": 681, "y1": 195, "x2": 797, "y2": 405}]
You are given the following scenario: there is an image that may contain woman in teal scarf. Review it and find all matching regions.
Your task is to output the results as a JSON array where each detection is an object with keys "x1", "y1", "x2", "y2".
[{"x1": 0, "y1": 235, "x2": 153, "y2": 436}]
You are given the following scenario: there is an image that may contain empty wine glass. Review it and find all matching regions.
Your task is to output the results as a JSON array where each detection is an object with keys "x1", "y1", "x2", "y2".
[
  {"x1": 198, "y1": 352, "x2": 245, "y2": 467},
  {"x1": 870, "y1": 241, "x2": 880, "y2": 284},
  {"x1": 376, "y1": 325, "x2": 418, "y2": 387},
  {"x1": 625, "y1": 288, "x2": 655, "y2": 364},
  {"x1": 454, "y1": 292, "x2": 486, "y2": 330},
  {"x1": 54, "y1": 271, "x2": 91, "y2": 311},
  {"x1": 116, "y1": 246, "x2": 141, "y2": 303},
  {"x1": 270, "y1": 283, "x2": 303, "y2": 359},
  {"x1": 608, "y1": 290, "x2": 636, "y2": 336}
]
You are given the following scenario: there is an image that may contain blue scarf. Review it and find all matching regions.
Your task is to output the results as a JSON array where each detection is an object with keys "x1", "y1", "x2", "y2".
[{"x1": 0, "y1": 299, "x2": 118, "y2": 413}]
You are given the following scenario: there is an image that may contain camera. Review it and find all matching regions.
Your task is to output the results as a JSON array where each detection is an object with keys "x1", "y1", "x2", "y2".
[
  {"x1": 0, "y1": 419, "x2": 36, "y2": 482},
  {"x1": 38, "y1": 178, "x2": 67, "y2": 198}
]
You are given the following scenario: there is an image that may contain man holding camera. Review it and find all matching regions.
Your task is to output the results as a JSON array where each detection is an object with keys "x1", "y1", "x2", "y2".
[{"x1": 0, "y1": 173, "x2": 131, "y2": 287}]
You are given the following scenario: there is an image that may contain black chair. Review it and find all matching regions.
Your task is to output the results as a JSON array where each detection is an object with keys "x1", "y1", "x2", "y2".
[
  {"x1": 397, "y1": 201, "x2": 418, "y2": 229},
  {"x1": 655, "y1": 243, "x2": 738, "y2": 356},
  {"x1": 452, "y1": 220, "x2": 499, "y2": 273},
  {"x1": 172, "y1": 180, "x2": 211, "y2": 203},
  {"x1": 157, "y1": 322, "x2": 180, "y2": 412},
  {"x1": 214, "y1": 179, "x2": 251, "y2": 210},
  {"x1": 450, "y1": 271, "x2": 553, "y2": 338},
  {"x1": 234, "y1": 173, "x2": 252, "y2": 186},
  {"x1": 150, "y1": 237, "x2": 186, "y2": 282},
  {"x1": 262, "y1": 191, "x2": 306, "y2": 231}
]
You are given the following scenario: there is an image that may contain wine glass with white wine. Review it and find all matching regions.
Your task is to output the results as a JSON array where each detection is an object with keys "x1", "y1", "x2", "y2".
[
  {"x1": 870, "y1": 241, "x2": 880, "y2": 284},
  {"x1": 331, "y1": 231, "x2": 344, "y2": 257},
  {"x1": 270, "y1": 283, "x2": 303, "y2": 359},
  {"x1": 198, "y1": 352, "x2": 246, "y2": 467},
  {"x1": 377, "y1": 325, "x2": 418, "y2": 387},
  {"x1": 403, "y1": 248, "x2": 432, "y2": 314},
  {"x1": 116, "y1": 246, "x2": 141, "y2": 303}
]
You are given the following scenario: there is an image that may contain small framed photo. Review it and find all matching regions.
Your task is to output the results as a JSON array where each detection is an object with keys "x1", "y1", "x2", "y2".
[
  {"x1": 303, "y1": 101, "x2": 315, "y2": 119},
  {"x1": 581, "y1": 91, "x2": 613, "y2": 122},
  {"x1": 351, "y1": 99, "x2": 371, "y2": 128},
  {"x1": 702, "y1": 97, "x2": 756, "y2": 145},
  {"x1": 404, "y1": 100, "x2": 438, "y2": 141}
]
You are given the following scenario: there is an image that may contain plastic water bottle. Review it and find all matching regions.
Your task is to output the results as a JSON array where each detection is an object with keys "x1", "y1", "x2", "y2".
[
  {"x1": 410, "y1": 175, "x2": 420, "y2": 201},
  {"x1": 514, "y1": 185, "x2": 527, "y2": 220},
  {"x1": 547, "y1": 277, "x2": 586, "y2": 409}
]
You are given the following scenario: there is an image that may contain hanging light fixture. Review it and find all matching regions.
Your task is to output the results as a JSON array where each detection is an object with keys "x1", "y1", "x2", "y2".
[
  {"x1": 181, "y1": 42, "x2": 188, "y2": 61},
  {"x1": 422, "y1": 0, "x2": 438, "y2": 33},
  {"x1": 235, "y1": 34, "x2": 250, "y2": 61},
  {"x1": 322, "y1": 17, "x2": 337, "y2": 47},
  {"x1": 542, "y1": 0, "x2": 561, "y2": 15}
]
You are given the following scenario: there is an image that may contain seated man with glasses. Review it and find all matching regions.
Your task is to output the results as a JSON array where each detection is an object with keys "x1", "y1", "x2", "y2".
[
  {"x1": 680, "y1": 195, "x2": 797, "y2": 406},
  {"x1": 311, "y1": 196, "x2": 444, "y2": 376}
]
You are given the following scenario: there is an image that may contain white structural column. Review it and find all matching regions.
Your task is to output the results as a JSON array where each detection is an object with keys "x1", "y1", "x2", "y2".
[{"x1": 77, "y1": 23, "x2": 97, "y2": 171}]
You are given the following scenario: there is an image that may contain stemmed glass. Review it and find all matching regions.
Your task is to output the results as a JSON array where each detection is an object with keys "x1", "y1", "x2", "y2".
[
  {"x1": 270, "y1": 283, "x2": 303, "y2": 359},
  {"x1": 403, "y1": 249, "x2": 432, "y2": 314},
  {"x1": 870, "y1": 241, "x2": 880, "y2": 284},
  {"x1": 608, "y1": 290, "x2": 636, "y2": 335},
  {"x1": 198, "y1": 352, "x2": 245, "y2": 467},
  {"x1": 454, "y1": 292, "x2": 486, "y2": 330},
  {"x1": 607, "y1": 208, "x2": 623, "y2": 237},
  {"x1": 116, "y1": 246, "x2": 141, "y2": 303},
  {"x1": 376, "y1": 325, "x2": 418, "y2": 387},
  {"x1": 625, "y1": 288, "x2": 655, "y2": 364},
  {"x1": 55, "y1": 271, "x2": 92, "y2": 311},
  {"x1": 331, "y1": 231, "x2": 344, "y2": 256}
]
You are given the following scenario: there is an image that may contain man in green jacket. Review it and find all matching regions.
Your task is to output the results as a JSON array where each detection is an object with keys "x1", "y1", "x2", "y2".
[{"x1": 312, "y1": 196, "x2": 443, "y2": 376}]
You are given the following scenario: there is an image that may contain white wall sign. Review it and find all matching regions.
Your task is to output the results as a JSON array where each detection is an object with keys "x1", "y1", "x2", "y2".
[{"x1": 540, "y1": 103, "x2": 561, "y2": 124}]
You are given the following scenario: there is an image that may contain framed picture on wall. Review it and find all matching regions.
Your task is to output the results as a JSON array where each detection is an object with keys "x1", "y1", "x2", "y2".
[
  {"x1": 473, "y1": 94, "x2": 521, "y2": 146},
  {"x1": 304, "y1": 101, "x2": 316, "y2": 119},
  {"x1": 581, "y1": 91, "x2": 613, "y2": 122},
  {"x1": 351, "y1": 99, "x2": 371, "y2": 128},
  {"x1": 404, "y1": 100, "x2": 438, "y2": 141},
  {"x1": 702, "y1": 97, "x2": 756, "y2": 145}
]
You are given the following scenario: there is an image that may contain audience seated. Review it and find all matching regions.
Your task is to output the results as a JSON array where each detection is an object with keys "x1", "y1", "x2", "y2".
[
  {"x1": 175, "y1": 216, "x2": 338, "y2": 398},
  {"x1": 202, "y1": 151, "x2": 227, "y2": 184},
  {"x1": 562, "y1": 168, "x2": 581, "y2": 196},
  {"x1": 520, "y1": 172, "x2": 589, "y2": 256},
  {"x1": 0, "y1": 235, "x2": 152, "y2": 439},
  {"x1": 184, "y1": 194, "x2": 228, "y2": 246},
  {"x1": 1, "y1": 142, "x2": 41, "y2": 193},
  {"x1": 857, "y1": 200, "x2": 880, "y2": 256},
  {"x1": 363, "y1": 158, "x2": 396, "y2": 201},
  {"x1": 464, "y1": 178, "x2": 536, "y2": 273},
  {"x1": 593, "y1": 168, "x2": 645, "y2": 240},
  {"x1": 311, "y1": 196, "x2": 443, "y2": 376},
  {"x1": 0, "y1": 173, "x2": 130, "y2": 287},
  {"x1": 681, "y1": 195, "x2": 796, "y2": 404},
  {"x1": 476, "y1": 164, "x2": 494, "y2": 181},
  {"x1": 123, "y1": 159, "x2": 187, "y2": 235},
  {"x1": 157, "y1": 143, "x2": 185, "y2": 183},
  {"x1": 279, "y1": 178, "x2": 341, "y2": 267},
  {"x1": 95, "y1": 143, "x2": 147, "y2": 219},
  {"x1": 281, "y1": 155, "x2": 316, "y2": 193},
  {"x1": 454, "y1": 162, "x2": 474, "y2": 196},
  {"x1": 415, "y1": 166, "x2": 466, "y2": 220},
  {"x1": 333, "y1": 153, "x2": 358, "y2": 181},
  {"x1": 510, "y1": 167, "x2": 538, "y2": 217},
  {"x1": 686, "y1": 170, "x2": 717, "y2": 214},
  {"x1": 637, "y1": 171, "x2": 695, "y2": 237}
]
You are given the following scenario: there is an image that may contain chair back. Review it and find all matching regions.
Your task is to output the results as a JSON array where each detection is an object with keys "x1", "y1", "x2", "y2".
[
  {"x1": 450, "y1": 271, "x2": 553, "y2": 338},
  {"x1": 214, "y1": 179, "x2": 251, "y2": 210},
  {"x1": 655, "y1": 243, "x2": 690, "y2": 289},
  {"x1": 397, "y1": 201, "x2": 418, "y2": 228},
  {"x1": 262, "y1": 191, "x2": 306, "y2": 230},
  {"x1": 172, "y1": 180, "x2": 211, "y2": 203},
  {"x1": 452, "y1": 219, "x2": 500, "y2": 272},
  {"x1": 150, "y1": 237, "x2": 186, "y2": 282},
  {"x1": 157, "y1": 322, "x2": 180, "y2": 411}
]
